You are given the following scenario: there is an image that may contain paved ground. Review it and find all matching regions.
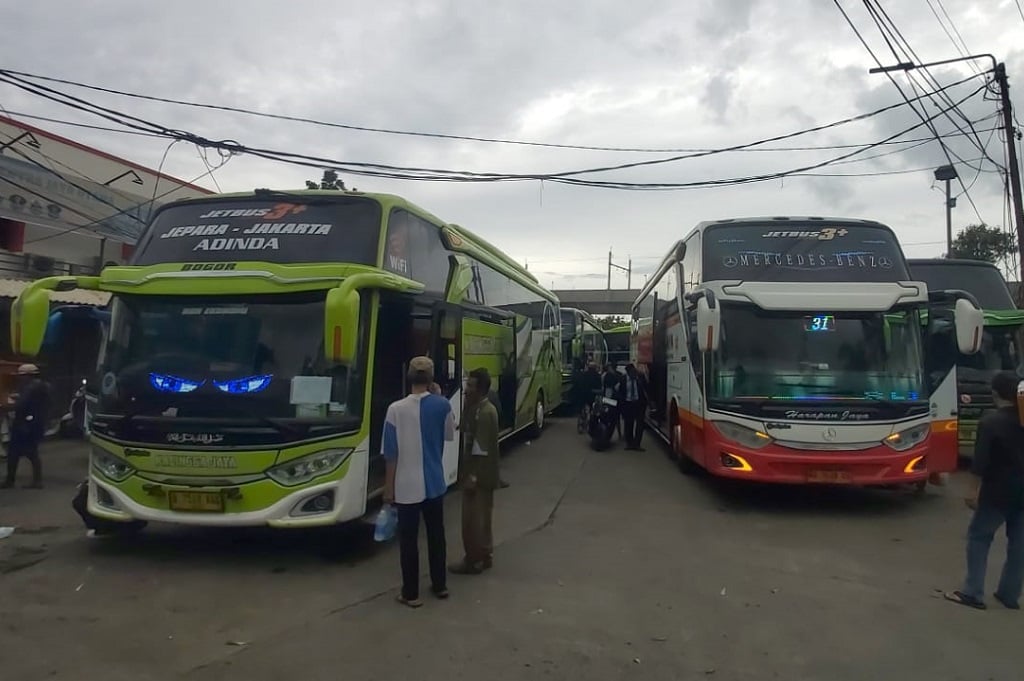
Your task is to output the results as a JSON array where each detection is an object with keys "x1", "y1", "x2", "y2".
[{"x1": 1, "y1": 422, "x2": 1021, "y2": 681}]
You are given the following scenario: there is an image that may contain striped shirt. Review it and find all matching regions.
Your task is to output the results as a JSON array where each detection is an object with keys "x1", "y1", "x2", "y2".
[{"x1": 381, "y1": 392, "x2": 456, "y2": 504}]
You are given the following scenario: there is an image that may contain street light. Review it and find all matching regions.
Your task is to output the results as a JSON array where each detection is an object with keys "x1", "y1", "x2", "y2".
[{"x1": 934, "y1": 165, "x2": 959, "y2": 256}]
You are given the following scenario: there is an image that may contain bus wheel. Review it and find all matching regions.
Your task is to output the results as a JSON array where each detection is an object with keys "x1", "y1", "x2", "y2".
[
  {"x1": 668, "y1": 410, "x2": 680, "y2": 461},
  {"x1": 527, "y1": 395, "x2": 545, "y2": 439}
]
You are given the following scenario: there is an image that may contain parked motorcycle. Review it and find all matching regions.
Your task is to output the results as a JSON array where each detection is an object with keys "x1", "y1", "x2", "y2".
[
  {"x1": 58, "y1": 378, "x2": 87, "y2": 439},
  {"x1": 588, "y1": 392, "x2": 619, "y2": 451}
]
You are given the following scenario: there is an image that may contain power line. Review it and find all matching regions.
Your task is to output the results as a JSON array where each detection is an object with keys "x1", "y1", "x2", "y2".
[
  {"x1": 0, "y1": 65, "x2": 994, "y2": 159},
  {"x1": 1016, "y1": 0, "x2": 1024, "y2": 27},
  {"x1": 866, "y1": 1, "x2": 1002, "y2": 171},
  {"x1": 0, "y1": 107, "x2": 1001, "y2": 155},
  {"x1": 0, "y1": 62, "x2": 991, "y2": 191},
  {"x1": 934, "y1": 0, "x2": 976, "y2": 60},
  {"x1": 924, "y1": 0, "x2": 969, "y2": 61},
  {"x1": 834, "y1": 1, "x2": 990, "y2": 222}
]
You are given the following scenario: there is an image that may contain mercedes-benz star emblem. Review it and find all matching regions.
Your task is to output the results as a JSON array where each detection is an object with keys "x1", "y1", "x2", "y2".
[{"x1": 723, "y1": 255, "x2": 738, "y2": 268}]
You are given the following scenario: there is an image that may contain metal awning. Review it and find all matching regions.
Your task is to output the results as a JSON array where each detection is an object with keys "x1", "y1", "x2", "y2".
[{"x1": 0, "y1": 278, "x2": 110, "y2": 306}]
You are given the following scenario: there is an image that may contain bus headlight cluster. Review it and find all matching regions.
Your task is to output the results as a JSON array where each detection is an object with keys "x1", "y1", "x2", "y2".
[
  {"x1": 267, "y1": 449, "x2": 352, "y2": 486},
  {"x1": 92, "y1": 448, "x2": 135, "y2": 482},
  {"x1": 883, "y1": 424, "x2": 930, "y2": 451},
  {"x1": 712, "y1": 421, "x2": 773, "y2": 449}
]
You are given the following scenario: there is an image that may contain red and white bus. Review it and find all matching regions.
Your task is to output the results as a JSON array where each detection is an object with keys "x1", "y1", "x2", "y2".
[{"x1": 632, "y1": 217, "x2": 983, "y2": 486}]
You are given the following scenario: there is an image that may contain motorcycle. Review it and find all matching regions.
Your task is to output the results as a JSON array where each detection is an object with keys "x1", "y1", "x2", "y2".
[
  {"x1": 58, "y1": 378, "x2": 87, "y2": 439},
  {"x1": 588, "y1": 391, "x2": 620, "y2": 451}
]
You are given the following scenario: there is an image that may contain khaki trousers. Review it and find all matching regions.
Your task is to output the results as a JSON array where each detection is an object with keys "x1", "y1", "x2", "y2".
[{"x1": 461, "y1": 486, "x2": 494, "y2": 565}]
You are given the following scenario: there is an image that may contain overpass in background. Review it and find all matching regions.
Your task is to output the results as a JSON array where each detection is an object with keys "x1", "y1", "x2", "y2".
[{"x1": 552, "y1": 289, "x2": 640, "y2": 315}]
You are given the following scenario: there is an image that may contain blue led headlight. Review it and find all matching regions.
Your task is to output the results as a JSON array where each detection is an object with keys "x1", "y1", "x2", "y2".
[
  {"x1": 150, "y1": 373, "x2": 203, "y2": 393},
  {"x1": 214, "y1": 375, "x2": 273, "y2": 394}
]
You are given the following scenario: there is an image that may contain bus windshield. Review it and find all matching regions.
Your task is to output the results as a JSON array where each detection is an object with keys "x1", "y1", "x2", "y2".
[
  {"x1": 709, "y1": 305, "x2": 926, "y2": 402},
  {"x1": 95, "y1": 292, "x2": 362, "y2": 432}
]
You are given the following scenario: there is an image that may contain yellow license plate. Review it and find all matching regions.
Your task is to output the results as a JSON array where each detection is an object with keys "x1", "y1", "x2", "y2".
[
  {"x1": 168, "y1": 490, "x2": 224, "y2": 512},
  {"x1": 807, "y1": 470, "x2": 851, "y2": 484}
]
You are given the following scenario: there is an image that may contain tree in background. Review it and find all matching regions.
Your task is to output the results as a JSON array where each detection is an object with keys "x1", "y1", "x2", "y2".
[
  {"x1": 948, "y1": 223, "x2": 1017, "y2": 263},
  {"x1": 305, "y1": 169, "x2": 348, "y2": 190}
]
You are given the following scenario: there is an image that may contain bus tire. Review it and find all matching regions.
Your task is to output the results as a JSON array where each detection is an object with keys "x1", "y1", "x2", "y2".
[
  {"x1": 668, "y1": 406, "x2": 680, "y2": 461},
  {"x1": 527, "y1": 394, "x2": 545, "y2": 439}
]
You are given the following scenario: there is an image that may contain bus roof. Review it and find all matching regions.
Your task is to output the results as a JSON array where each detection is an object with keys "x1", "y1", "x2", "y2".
[
  {"x1": 908, "y1": 258, "x2": 1016, "y2": 310},
  {"x1": 560, "y1": 306, "x2": 604, "y2": 327},
  {"x1": 151, "y1": 188, "x2": 553, "y2": 299}
]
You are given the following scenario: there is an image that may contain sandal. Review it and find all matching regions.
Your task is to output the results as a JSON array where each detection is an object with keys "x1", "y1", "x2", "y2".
[
  {"x1": 396, "y1": 595, "x2": 423, "y2": 609},
  {"x1": 944, "y1": 590, "x2": 986, "y2": 610}
]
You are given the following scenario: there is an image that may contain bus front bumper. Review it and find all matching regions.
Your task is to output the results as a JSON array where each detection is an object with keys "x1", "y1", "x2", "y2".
[
  {"x1": 707, "y1": 443, "x2": 931, "y2": 485},
  {"x1": 86, "y1": 470, "x2": 368, "y2": 528}
]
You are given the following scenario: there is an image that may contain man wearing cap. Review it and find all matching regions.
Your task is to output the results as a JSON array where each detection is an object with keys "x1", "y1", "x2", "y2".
[
  {"x1": 3, "y1": 364, "x2": 51, "y2": 489},
  {"x1": 382, "y1": 356, "x2": 456, "y2": 608}
]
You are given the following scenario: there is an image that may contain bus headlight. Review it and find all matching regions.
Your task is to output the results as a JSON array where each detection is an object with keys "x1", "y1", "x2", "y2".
[
  {"x1": 883, "y1": 424, "x2": 930, "y2": 451},
  {"x1": 92, "y1": 448, "x2": 135, "y2": 482},
  {"x1": 267, "y1": 449, "x2": 353, "y2": 487},
  {"x1": 712, "y1": 421, "x2": 773, "y2": 449}
]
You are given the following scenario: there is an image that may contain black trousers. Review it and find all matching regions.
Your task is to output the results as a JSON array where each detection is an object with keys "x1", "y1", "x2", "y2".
[
  {"x1": 622, "y1": 401, "x2": 646, "y2": 447},
  {"x1": 5, "y1": 438, "x2": 41, "y2": 485},
  {"x1": 396, "y1": 495, "x2": 447, "y2": 600}
]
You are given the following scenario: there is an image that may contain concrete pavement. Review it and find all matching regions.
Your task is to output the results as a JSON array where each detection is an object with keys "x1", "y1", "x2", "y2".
[{"x1": 1, "y1": 424, "x2": 1021, "y2": 681}]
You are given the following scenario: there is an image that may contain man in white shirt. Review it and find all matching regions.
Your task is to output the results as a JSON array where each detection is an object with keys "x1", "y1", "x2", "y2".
[{"x1": 382, "y1": 356, "x2": 456, "y2": 607}]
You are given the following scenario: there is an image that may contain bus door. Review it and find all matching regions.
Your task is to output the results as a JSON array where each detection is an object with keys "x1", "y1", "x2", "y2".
[
  {"x1": 461, "y1": 311, "x2": 517, "y2": 433},
  {"x1": 650, "y1": 294, "x2": 668, "y2": 428},
  {"x1": 431, "y1": 303, "x2": 463, "y2": 487},
  {"x1": 924, "y1": 306, "x2": 960, "y2": 473}
]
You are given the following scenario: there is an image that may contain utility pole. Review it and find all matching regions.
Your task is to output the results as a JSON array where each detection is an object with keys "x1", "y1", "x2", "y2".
[
  {"x1": 995, "y1": 63, "x2": 1024, "y2": 294},
  {"x1": 607, "y1": 249, "x2": 631, "y2": 290},
  {"x1": 870, "y1": 55, "x2": 1024, "y2": 294},
  {"x1": 934, "y1": 165, "x2": 958, "y2": 255}
]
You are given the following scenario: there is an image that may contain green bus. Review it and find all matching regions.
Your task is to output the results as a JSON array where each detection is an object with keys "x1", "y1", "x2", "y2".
[
  {"x1": 604, "y1": 323, "x2": 631, "y2": 367},
  {"x1": 908, "y1": 258, "x2": 1024, "y2": 457},
  {"x1": 559, "y1": 306, "x2": 607, "y2": 401},
  {"x1": 13, "y1": 190, "x2": 562, "y2": 529}
]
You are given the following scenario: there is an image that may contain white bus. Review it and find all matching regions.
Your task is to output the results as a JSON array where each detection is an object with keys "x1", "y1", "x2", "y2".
[{"x1": 633, "y1": 217, "x2": 983, "y2": 486}]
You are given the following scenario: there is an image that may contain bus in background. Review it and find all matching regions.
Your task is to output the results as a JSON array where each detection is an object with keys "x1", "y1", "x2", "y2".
[
  {"x1": 632, "y1": 217, "x2": 984, "y2": 486},
  {"x1": 11, "y1": 190, "x2": 562, "y2": 531},
  {"x1": 908, "y1": 258, "x2": 1024, "y2": 457},
  {"x1": 560, "y1": 306, "x2": 608, "y2": 401},
  {"x1": 604, "y1": 323, "x2": 631, "y2": 367}
]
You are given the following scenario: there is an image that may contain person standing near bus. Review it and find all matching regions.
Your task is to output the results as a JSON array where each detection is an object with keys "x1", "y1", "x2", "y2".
[
  {"x1": 620, "y1": 364, "x2": 649, "y2": 451},
  {"x1": 2, "y1": 364, "x2": 50, "y2": 489},
  {"x1": 945, "y1": 371, "x2": 1024, "y2": 610},
  {"x1": 383, "y1": 357, "x2": 456, "y2": 608},
  {"x1": 451, "y1": 368, "x2": 501, "y2": 575}
]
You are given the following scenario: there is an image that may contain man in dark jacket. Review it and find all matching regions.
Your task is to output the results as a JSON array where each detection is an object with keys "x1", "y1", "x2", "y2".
[
  {"x1": 619, "y1": 363, "x2": 649, "y2": 451},
  {"x1": 945, "y1": 371, "x2": 1024, "y2": 610},
  {"x1": 3, "y1": 364, "x2": 50, "y2": 489}
]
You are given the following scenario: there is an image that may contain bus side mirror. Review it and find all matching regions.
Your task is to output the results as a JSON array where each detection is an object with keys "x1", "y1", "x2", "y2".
[
  {"x1": 11, "y1": 286, "x2": 52, "y2": 357},
  {"x1": 954, "y1": 298, "x2": 984, "y2": 355},
  {"x1": 696, "y1": 294, "x2": 720, "y2": 352},
  {"x1": 324, "y1": 287, "x2": 360, "y2": 364}
]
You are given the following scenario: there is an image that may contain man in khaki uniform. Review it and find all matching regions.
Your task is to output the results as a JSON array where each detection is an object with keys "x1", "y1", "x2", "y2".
[{"x1": 451, "y1": 368, "x2": 500, "y2": 574}]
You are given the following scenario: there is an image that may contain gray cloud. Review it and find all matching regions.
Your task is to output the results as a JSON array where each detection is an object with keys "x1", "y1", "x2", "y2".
[{"x1": 1, "y1": 0, "x2": 1020, "y2": 286}]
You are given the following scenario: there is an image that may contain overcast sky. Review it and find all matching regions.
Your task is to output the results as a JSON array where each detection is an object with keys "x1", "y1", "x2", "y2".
[{"x1": 3, "y1": 0, "x2": 1023, "y2": 289}]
